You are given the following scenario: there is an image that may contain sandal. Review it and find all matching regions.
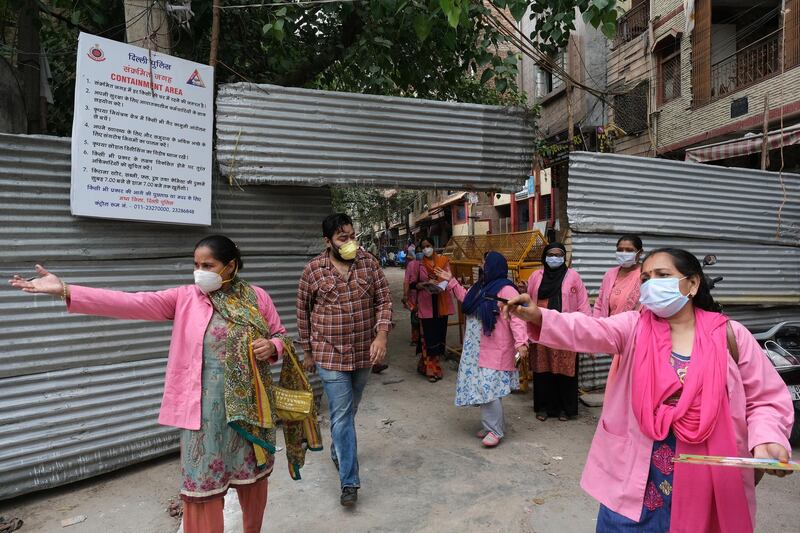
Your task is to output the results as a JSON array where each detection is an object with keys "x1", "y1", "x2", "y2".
[
  {"x1": 536, "y1": 414, "x2": 548, "y2": 422},
  {"x1": 558, "y1": 414, "x2": 569, "y2": 422}
]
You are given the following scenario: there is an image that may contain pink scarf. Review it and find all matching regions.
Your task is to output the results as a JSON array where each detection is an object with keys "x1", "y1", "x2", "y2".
[{"x1": 631, "y1": 308, "x2": 752, "y2": 533}]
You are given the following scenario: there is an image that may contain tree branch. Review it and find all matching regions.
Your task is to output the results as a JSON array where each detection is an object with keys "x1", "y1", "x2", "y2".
[
  {"x1": 278, "y1": 8, "x2": 364, "y2": 86},
  {"x1": 36, "y1": 0, "x2": 92, "y2": 33}
]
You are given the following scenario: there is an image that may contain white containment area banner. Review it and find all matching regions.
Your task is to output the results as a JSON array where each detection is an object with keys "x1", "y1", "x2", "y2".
[{"x1": 71, "y1": 32, "x2": 214, "y2": 225}]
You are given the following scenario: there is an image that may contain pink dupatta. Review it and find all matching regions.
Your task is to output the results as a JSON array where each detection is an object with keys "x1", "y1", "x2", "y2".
[{"x1": 631, "y1": 308, "x2": 752, "y2": 533}]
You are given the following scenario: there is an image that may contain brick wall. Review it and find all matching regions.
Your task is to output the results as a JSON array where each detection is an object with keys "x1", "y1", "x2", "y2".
[
  {"x1": 652, "y1": 0, "x2": 682, "y2": 21},
  {"x1": 608, "y1": 32, "x2": 649, "y2": 89},
  {"x1": 654, "y1": 9, "x2": 800, "y2": 153}
]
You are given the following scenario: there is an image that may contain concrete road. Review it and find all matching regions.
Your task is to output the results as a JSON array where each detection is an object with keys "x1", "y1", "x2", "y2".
[{"x1": 1, "y1": 267, "x2": 797, "y2": 532}]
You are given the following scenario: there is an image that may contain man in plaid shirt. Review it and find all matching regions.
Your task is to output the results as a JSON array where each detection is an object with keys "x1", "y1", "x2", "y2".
[{"x1": 297, "y1": 213, "x2": 392, "y2": 507}]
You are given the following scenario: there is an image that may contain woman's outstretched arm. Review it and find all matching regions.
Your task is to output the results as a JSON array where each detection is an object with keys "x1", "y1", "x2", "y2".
[{"x1": 10, "y1": 264, "x2": 179, "y2": 321}]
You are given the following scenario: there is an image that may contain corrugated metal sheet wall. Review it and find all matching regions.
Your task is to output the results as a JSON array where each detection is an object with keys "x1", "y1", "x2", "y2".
[
  {"x1": 568, "y1": 151, "x2": 800, "y2": 246},
  {"x1": 215, "y1": 83, "x2": 535, "y2": 191},
  {"x1": 568, "y1": 152, "x2": 800, "y2": 390},
  {"x1": 570, "y1": 233, "x2": 800, "y2": 305},
  {"x1": 0, "y1": 134, "x2": 331, "y2": 500}
]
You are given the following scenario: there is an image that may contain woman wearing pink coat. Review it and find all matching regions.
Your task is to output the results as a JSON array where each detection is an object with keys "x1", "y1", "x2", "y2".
[
  {"x1": 527, "y1": 242, "x2": 590, "y2": 421},
  {"x1": 435, "y1": 252, "x2": 529, "y2": 447},
  {"x1": 9, "y1": 235, "x2": 288, "y2": 533},
  {"x1": 593, "y1": 234, "x2": 644, "y2": 390},
  {"x1": 505, "y1": 247, "x2": 793, "y2": 532}
]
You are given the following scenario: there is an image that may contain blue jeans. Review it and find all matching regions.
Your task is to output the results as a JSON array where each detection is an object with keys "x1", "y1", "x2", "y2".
[{"x1": 316, "y1": 366, "x2": 371, "y2": 489}]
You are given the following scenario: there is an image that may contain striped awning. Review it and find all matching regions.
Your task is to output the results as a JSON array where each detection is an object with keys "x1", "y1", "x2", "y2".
[{"x1": 685, "y1": 123, "x2": 800, "y2": 163}]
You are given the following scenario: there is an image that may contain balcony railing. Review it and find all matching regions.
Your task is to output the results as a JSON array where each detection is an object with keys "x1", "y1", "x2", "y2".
[
  {"x1": 710, "y1": 30, "x2": 781, "y2": 101},
  {"x1": 613, "y1": 2, "x2": 649, "y2": 48}
]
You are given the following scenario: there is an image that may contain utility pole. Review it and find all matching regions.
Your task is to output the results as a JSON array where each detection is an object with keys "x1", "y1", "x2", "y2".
[
  {"x1": 567, "y1": 82, "x2": 574, "y2": 151},
  {"x1": 17, "y1": 0, "x2": 42, "y2": 133},
  {"x1": 209, "y1": 0, "x2": 221, "y2": 67},
  {"x1": 124, "y1": 0, "x2": 171, "y2": 53}
]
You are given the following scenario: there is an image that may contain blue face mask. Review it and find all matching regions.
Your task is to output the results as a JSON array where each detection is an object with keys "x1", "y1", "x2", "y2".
[
  {"x1": 639, "y1": 277, "x2": 689, "y2": 318},
  {"x1": 545, "y1": 256, "x2": 565, "y2": 268},
  {"x1": 415, "y1": 252, "x2": 423, "y2": 261}
]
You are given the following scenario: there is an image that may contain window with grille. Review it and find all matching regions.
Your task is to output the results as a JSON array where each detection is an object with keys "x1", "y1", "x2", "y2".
[
  {"x1": 538, "y1": 194, "x2": 552, "y2": 221},
  {"x1": 613, "y1": 82, "x2": 649, "y2": 134},
  {"x1": 656, "y1": 38, "x2": 681, "y2": 106}
]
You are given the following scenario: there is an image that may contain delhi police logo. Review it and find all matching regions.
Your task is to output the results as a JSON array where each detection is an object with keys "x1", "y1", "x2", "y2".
[
  {"x1": 186, "y1": 69, "x2": 205, "y2": 88},
  {"x1": 87, "y1": 44, "x2": 105, "y2": 62}
]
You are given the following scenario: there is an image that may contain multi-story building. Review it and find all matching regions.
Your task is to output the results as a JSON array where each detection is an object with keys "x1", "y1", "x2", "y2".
[
  {"x1": 407, "y1": 190, "x2": 508, "y2": 248},
  {"x1": 518, "y1": 7, "x2": 610, "y2": 162},
  {"x1": 609, "y1": 0, "x2": 800, "y2": 169}
]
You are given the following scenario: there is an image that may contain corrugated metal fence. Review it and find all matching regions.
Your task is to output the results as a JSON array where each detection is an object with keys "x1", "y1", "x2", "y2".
[
  {"x1": 0, "y1": 133, "x2": 331, "y2": 500},
  {"x1": 568, "y1": 151, "x2": 800, "y2": 246},
  {"x1": 568, "y1": 152, "x2": 800, "y2": 390},
  {"x1": 216, "y1": 83, "x2": 535, "y2": 191}
]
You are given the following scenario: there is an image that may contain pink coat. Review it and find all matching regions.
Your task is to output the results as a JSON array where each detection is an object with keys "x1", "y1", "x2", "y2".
[
  {"x1": 527, "y1": 268, "x2": 591, "y2": 315},
  {"x1": 447, "y1": 279, "x2": 529, "y2": 371},
  {"x1": 592, "y1": 266, "x2": 642, "y2": 318},
  {"x1": 592, "y1": 266, "x2": 621, "y2": 318},
  {"x1": 405, "y1": 258, "x2": 454, "y2": 319},
  {"x1": 404, "y1": 259, "x2": 419, "y2": 305},
  {"x1": 67, "y1": 284, "x2": 286, "y2": 430},
  {"x1": 530, "y1": 309, "x2": 794, "y2": 522}
]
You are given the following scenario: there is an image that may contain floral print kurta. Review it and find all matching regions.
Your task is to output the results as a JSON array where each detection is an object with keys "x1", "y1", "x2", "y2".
[
  {"x1": 455, "y1": 317, "x2": 520, "y2": 407},
  {"x1": 179, "y1": 312, "x2": 274, "y2": 502}
]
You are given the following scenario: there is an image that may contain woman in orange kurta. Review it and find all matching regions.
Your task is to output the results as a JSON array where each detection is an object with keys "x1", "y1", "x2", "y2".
[{"x1": 406, "y1": 238, "x2": 454, "y2": 382}]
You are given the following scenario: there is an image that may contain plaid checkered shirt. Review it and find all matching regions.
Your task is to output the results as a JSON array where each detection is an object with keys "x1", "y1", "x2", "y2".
[{"x1": 296, "y1": 249, "x2": 393, "y2": 371}]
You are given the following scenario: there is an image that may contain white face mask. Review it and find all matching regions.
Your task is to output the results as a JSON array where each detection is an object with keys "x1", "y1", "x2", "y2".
[
  {"x1": 639, "y1": 277, "x2": 689, "y2": 318},
  {"x1": 545, "y1": 256, "x2": 565, "y2": 268},
  {"x1": 194, "y1": 269, "x2": 223, "y2": 294},
  {"x1": 423, "y1": 247, "x2": 434, "y2": 258},
  {"x1": 616, "y1": 251, "x2": 638, "y2": 268},
  {"x1": 194, "y1": 264, "x2": 234, "y2": 294}
]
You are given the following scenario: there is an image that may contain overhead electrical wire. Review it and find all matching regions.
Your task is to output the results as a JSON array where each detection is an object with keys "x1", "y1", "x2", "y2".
[{"x1": 219, "y1": 0, "x2": 365, "y2": 10}]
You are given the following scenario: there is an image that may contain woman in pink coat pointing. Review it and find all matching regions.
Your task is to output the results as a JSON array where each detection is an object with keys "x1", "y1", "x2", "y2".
[
  {"x1": 9, "y1": 235, "x2": 288, "y2": 533},
  {"x1": 504, "y1": 247, "x2": 793, "y2": 532},
  {"x1": 527, "y1": 242, "x2": 590, "y2": 421},
  {"x1": 435, "y1": 252, "x2": 529, "y2": 447}
]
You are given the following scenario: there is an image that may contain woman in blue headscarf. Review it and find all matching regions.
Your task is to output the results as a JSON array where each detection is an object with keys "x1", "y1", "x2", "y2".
[{"x1": 435, "y1": 252, "x2": 529, "y2": 447}]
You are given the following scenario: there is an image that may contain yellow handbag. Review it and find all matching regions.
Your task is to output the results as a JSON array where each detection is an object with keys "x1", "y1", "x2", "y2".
[{"x1": 273, "y1": 348, "x2": 313, "y2": 422}]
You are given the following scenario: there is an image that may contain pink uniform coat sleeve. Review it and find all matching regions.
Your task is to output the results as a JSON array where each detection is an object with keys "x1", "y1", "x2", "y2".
[
  {"x1": 255, "y1": 285, "x2": 287, "y2": 361},
  {"x1": 498, "y1": 285, "x2": 529, "y2": 348},
  {"x1": 530, "y1": 307, "x2": 638, "y2": 357},
  {"x1": 730, "y1": 321, "x2": 794, "y2": 455},
  {"x1": 593, "y1": 267, "x2": 619, "y2": 318},
  {"x1": 448, "y1": 277, "x2": 468, "y2": 302},
  {"x1": 67, "y1": 284, "x2": 179, "y2": 320}
]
